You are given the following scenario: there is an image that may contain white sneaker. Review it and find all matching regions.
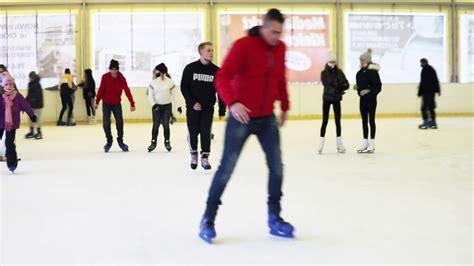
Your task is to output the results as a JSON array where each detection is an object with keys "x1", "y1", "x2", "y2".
[
  {"x1": 367, "y1": 139, "x2": 375, "y2": 153},
  {"x1": 336, "y1": 136, "x2": 346, "y2": 153},
  {"x1": 357, "y1": 139, "x2": 369, "y2": 153},
  {"x1": 317, "y1": 137, "x2": 325, "y2": 154}
]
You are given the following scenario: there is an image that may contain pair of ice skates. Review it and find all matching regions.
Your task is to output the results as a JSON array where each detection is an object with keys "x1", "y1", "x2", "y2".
[
  {"x1": 317, "y1": 137, "x2": 375, "y2": 154},
  {"x1": 199, "y1": 214, "x2": 295, "y2": 244}
]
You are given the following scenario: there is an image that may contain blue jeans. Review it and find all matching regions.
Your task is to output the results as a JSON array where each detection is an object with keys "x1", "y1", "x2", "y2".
[
  {"x1": 102, "y1": 104, "x2": 124, "y2": 143},
  {"x1": 203, "y1": 113, "x2": 284, "y2": 221}
]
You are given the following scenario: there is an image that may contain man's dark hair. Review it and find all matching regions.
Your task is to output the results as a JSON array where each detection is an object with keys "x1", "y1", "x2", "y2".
[
  {"x1": 0, "y1": 64, "x2": 7, "y2": 72},
  {"x1": 65, "y1": 68, "x2": 71, "y2": 74},
  {"x1": 109, "y1": 59, "x2": 120, "y2": 70},
  {"x1": 264, "y1": 8, "x2": 285, "y2": 24},
  {"x1": 420, "y1": 58, "x2": 428, "y2": 64},
  {"x1": 198, "y1": 42, "x2": 213, "y2": 54}
]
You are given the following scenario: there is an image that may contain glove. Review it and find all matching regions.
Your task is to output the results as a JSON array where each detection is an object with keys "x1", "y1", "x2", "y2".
[
  {"x1": 31, "y1": 115, "x2": 37, "y2": 123},
  {"x1": 177, "y1": 107, "x2": 182, "y2": 114},
  {"x1": 359, "y1": 89, "x2": 371, "y2": 97}
]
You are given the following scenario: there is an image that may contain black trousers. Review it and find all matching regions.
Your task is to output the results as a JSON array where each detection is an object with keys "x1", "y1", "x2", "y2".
[
  {"x1": 421, "y1": 93, "x2": 436, "y2": 122},
  {"x1": 102, "y1": 104, "x2": 124, "y2": 143},
  {"x1": 58, "y1": 93, "x2": 73, "y2": 121},
  {"x1": 151, "y1": 103, "x2": 172, "y2": 142},
  {"x1": 360, "y1": 97, "x2": 377, "y2": 139},
  {"x1": 320, "y1": 101, "x2": 342, "y2": 137},
  {"x1": 0, "y1": 129, "x2": 17, "y2": 168},
  {"x1": 187, "y1": 108, "x2": 214, "y2": 154},
  {"x1": 85, "y1": 97, "x2": 96, "y2": 117}
]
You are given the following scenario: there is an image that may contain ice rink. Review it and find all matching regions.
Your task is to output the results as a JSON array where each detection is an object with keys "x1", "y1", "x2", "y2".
[{"x1": 1, "y1": 117, "x2": 472, "y2": 264}]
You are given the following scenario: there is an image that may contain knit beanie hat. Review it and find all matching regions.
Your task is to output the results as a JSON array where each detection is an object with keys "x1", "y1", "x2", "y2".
[
  {"x1": 109, "y1": 59, "x2": 119, "y2": 70},
  {"x1": 326, "y1": 51, "x2": 336, "y2": 63},
  {"x1": 359, "y1": 48, "x2": 372, "y2": 63},
  {"x1": 154, "y1": 63, "x2": 168, "y2": 74}
]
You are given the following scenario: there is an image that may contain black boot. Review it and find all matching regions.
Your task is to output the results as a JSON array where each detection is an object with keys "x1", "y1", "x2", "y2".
[
  {"x1": 66, "y1": 118, "x2": 76, "y2": 126},
  {"x1": 148, "y1": 140, "x2": 157, "y2": 152},
  {"x1": 25, "y1": 127, "x2": 34, "y2": 139},
  {"x1": 34, "y1": 128, "x2": 42, "y2": 139},
  {"x1": 190, "y1": 151, "x2": 198, "y2": 170},
  {"x1": 164, "y1": 140, "x2": 172, "y2": 152}
]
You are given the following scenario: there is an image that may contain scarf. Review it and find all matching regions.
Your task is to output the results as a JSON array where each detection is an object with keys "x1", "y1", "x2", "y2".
[{"x1": 3, "y1": 90, "x2": 18, "y2": 131}]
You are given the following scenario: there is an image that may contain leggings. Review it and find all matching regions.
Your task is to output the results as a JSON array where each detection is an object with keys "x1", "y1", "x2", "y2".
[{"x1": 320, "y1": 101, "x2": 342, "y2": 137}]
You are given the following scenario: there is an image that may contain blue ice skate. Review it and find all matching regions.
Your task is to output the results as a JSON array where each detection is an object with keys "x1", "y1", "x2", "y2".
[
  {"x1": 104, "y1": 141, "x2": 113, "y2": 153},
  {"x1": 268, "y1": 214, "x2": 295, "y2": 238},
  {"x1": 117, "y1": 140, "x2": 129, "y2": 152},
  {"x1": 199, "y1": 218, "x2": 216, "y2": 244},
  {"x1": 8, "y1": 164, "x2": 17, "y2": 173},
  {"x1": 418, "y1": 120, "x2": 429, "y2": 130},
  {"x1": 428, "y1": 120, "x2": 438, "y2": 129}
]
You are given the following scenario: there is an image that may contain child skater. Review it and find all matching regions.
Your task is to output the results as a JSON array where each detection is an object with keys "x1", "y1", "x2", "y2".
[{"x1": 0, "y1": 76, "x2": 37, "y2": 173}]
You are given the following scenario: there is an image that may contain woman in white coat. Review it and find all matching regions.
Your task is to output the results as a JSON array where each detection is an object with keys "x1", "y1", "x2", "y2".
[{"x1": 147, "y1": 63, "x2": 181, "y2": 152}]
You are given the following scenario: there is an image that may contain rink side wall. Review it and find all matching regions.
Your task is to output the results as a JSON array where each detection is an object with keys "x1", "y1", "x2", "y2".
[{"x1": 19, "y1": 83, "x2": 474, "y2": 124}]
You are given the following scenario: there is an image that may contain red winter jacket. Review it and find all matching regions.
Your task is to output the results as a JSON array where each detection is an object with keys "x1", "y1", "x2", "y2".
[
  {"x1": 215, "y1": 26, "x2": 289, "y2": 118},
  {"x1": 96, "y1": 72, "x2": 135, "y2": 107}
]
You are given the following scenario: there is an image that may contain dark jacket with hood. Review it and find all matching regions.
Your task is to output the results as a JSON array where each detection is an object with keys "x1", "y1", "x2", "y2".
[
  {"x1": 26, "y1": 77, "x2": 44, "y2": 109},
  {"x1": 356, "y1": 63, "x2": 382, "y2": 99},
  {"x1": 320, "y1": 65, "x2": 349, "y2": 102},
  {"x1": 418, "y1": 64, "x2": 440, "y2": 96}
]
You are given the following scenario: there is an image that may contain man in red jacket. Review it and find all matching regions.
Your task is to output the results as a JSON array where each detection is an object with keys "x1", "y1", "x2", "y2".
[
  {"x1": 95, "y1": 59, "x2": 136, "y2": 152},
  {"x1": 199, "y1": 8, "x2": 293, "y2": 244}
]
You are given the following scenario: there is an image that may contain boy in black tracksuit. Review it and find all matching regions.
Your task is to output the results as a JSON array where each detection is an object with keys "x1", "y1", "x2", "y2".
[
  {"x1": 181, "y1": 42, "x2": 226, "y2": 171},
  {"x1": 418, "y1": 58, "x2": 441, "y2": 129}
]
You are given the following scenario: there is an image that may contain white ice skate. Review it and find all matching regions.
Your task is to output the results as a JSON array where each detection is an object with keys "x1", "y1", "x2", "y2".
[
  {"x1": 336, "y1": 136, "x2": 346, "y2": 153},
  {"x1": 366, "y1": 139, "x2": 375, "y2": 153},
  {"x1": 317, "y1": 137, "x2": 325, "y2": 154},
  {"x1": 357, "y1": 139, "x2": 369, "y2": 153}
]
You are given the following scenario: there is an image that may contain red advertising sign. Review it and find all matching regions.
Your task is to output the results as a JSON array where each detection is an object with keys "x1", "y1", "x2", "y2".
[{"x1": 219, "y1": 12, "x2": 331, "y2": 83}]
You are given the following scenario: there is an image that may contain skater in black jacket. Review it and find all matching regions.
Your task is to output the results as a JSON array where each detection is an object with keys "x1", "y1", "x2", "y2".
[
  {"x1": 181, "y1": 42, "x2": 226, "y2": 171},
  {"x1": 78, "y1": 69, "x2": 97, "y2": 125},
  {"x1": 355, "y1": 48, "x2": 382, "y2": 153},
  {"x1": 418, "y1": 58, "x2": 441, "y2": 129},
  {"x1": 318, "y1": 51, "x2": 349, "y2": 154},
  {"x1": 25, "y1": 71, "x2": 44, "y2": 139}
]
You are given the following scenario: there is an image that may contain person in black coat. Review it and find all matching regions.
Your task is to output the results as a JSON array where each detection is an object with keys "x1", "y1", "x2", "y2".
[
  {"x1": 318, "y1": 51, "x2": 349, "y2": 154},
  {"x1": 25, "y1": 71, "x2": 44, "y2": 139},
  {"x1": 78, "y1": 69, "x2": 97, "y2": 124},
  {"x1": 418, "y1": 58, "x2": 441, "y2": 129},
  {"x1": 355, "y1": 48, "x2": 382, "y2": 153}
]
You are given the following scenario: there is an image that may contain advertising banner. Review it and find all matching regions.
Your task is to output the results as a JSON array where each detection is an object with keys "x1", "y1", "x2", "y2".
[
  {"x1": 0, "y1": 13, "x2": 77, "y2": 89},
  {"x1": 219, "y1": 11, "x2": 331, "y2": 84},
  {"x1": 345, "y1": 12, "x2": 447, "y2": 83}
]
